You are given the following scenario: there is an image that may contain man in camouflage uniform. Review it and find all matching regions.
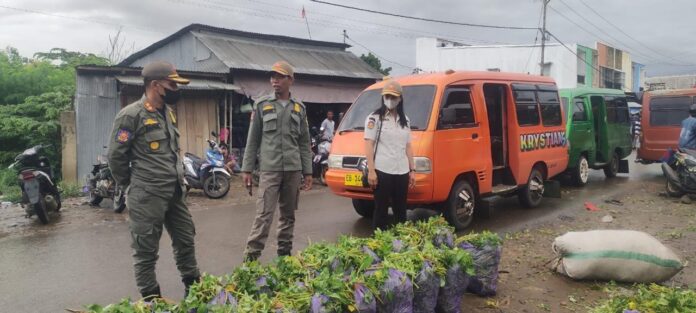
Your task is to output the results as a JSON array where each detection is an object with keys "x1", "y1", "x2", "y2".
[
  {"x1": 241, "y1": 61, "x2": 313, "y2": 261},
  {"x1": 108, "y1": 61, "x2": 200, "y2": 299}
]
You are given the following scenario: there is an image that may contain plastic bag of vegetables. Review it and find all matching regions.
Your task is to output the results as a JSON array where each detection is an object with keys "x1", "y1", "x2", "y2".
[
  {"x1": 457, "y1": 231, "x2": 503, "y2": 296},
  {"x1": 377, "y1": 268, "x2": 414, "y2": 313},
  {"x1": 412, "y1": 261, "x2": 440, "y2": 313}
]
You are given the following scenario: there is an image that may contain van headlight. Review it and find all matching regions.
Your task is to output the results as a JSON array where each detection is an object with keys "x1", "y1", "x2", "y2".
[
  {"x1": 414, "y1": 157, "x2": 432, "y2": 173},
  {"x1": 329, "y1": 155, "x2": 343, "y2": 169}
]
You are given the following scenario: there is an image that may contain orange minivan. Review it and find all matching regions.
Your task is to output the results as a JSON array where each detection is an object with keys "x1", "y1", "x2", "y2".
[
  {"x1": 637, "y1": 88, "x2": 696, "y2": 163},
  {"x1": 326, "y1": 71, "x2": 569, "y2": 229}
]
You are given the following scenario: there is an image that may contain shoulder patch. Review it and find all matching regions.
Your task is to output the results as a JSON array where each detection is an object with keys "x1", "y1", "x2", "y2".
[
  {"x1": 294, "y1": 103, "x2": 301, "y2": 113},
  {"x1": 168, "y1": 110, "x2": 177, "y2": 124},
  {"x1": 115, "y1": 129, "x2": 132, "y2": 144},
  {"x1": 262, "y1": 104, "x2": 274, "y2": 112}
]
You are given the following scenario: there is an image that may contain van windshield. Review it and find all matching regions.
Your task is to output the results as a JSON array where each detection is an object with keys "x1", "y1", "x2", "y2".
[{"x1": 338, "y1": 85, "x2": 436, "y2": 132}]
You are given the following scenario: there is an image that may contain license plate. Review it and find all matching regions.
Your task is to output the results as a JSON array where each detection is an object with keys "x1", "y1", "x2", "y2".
[{"x1": 344, "y1": 173, "x2": 363, "y2": 187}]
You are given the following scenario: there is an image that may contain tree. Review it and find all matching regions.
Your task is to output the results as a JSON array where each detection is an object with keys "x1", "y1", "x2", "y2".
[
  {"x1": 360, "y1": 52, "x2": 392, "y2": 76},
  {"x1": 34, "y1": 47, "x2": 109, "y2": 69}
]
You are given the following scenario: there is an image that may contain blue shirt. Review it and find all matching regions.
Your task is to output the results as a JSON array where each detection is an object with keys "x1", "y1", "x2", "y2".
[{"x1": 679, "y1": 116, "x2": 696, "y2": 149}]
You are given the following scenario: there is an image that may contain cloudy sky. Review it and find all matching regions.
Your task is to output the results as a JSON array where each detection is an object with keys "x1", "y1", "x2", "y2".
[{"x1": 1, "y1": 0, "x2": 695, "y2": 76}]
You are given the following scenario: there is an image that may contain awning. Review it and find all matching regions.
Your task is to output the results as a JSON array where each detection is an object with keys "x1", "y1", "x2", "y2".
[
  {"x1": 116, "y1": 75, "x2": 239, "y2": 91},
  {"x1": 233, "y1": 74, "x2": 372, "y2": 104}
]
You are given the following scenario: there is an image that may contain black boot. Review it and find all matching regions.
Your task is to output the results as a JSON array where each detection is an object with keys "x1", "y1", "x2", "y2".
[
  {"x1": 140, "y1": 285, "x2": 161, "y2": 301},
  {"x1": 182, "y1": 276, "x2": 200, "y2": 299},
  {"x1": 277, "y1": 249, "x2": 291, "y2": 257}
]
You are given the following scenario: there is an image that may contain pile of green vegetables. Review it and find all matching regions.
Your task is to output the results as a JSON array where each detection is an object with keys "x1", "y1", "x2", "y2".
[
  {"x1": 591, "y1": 284, "x2": 696, "y2": 313},
  {"x1": 84, "y1": 217, "x2": 501, "y2": 313}
]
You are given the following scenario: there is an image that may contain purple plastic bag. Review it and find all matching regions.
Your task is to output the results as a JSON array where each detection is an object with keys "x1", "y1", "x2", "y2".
[
  {"x1": 353, "y1": 283, "x2": 377, "y2": 313},
  {"x1": 362, "y1": 246, "x2": 381, "y2": 264},
  {"x1": 459, "y1": 242, "x2": 502, "y2": 296},
  {"x1": 435, "y1": 265, "x2": 470, "y2": 313},
  {"x1": 255, "y1": 276, "x2": 272, "y2": 295},
  {"x1": 209, "y1": 290, "x2": 237, "y2": 306},
  {"x1": 378, "y1": 269, "x2": 414, "y2": 313},
  {"x1": 311, "y1": 294, "x2": 330, "y2": 313},
  {"x1": 393, "y1": 239, "x2": 404, "y2": 252},
  {"x1": 433, "y1": 230, "x2": 454, "y2": 249},
  {"x1": 413, "y1": 261, "x2": 440, "y2": 313}
]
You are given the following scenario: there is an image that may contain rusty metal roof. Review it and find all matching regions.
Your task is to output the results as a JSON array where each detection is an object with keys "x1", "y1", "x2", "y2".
[{"x1": 115, "y1": 75, "x2": 239, "y2": 91}]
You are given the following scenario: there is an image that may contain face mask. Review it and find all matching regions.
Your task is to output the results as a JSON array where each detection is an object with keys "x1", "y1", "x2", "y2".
[
  {"x1": 384, "y1": 97, "x2": 398, "y2": 110},
  {"x1": 160, "y1": 86, "x2": 182, "y2": 104}
]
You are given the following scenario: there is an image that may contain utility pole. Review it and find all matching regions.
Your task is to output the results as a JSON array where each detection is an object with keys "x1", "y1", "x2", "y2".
[{"x1": 540, "y1": 0, "x2": 550, "y2": 76}]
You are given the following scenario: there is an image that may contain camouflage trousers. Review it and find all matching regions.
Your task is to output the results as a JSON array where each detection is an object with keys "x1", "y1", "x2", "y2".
[
  {"x1": 244, "y1": 171, "x2": 302, "y2": 258},
  {"x1": 126, "y1": 183, "x2": 200, "y2": 294}
]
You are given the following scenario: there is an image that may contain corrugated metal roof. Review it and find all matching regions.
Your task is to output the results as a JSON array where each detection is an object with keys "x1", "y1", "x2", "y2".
[
  {"x1": 115, "y1": 75, "x2": 240, "y2": 91},
  {"x1": 194, "y1": 32, "x2": 382, "y2": 79}
]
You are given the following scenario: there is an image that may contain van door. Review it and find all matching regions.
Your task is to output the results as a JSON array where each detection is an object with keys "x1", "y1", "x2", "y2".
[
  {"x1": 569, "y1": 96, "x2": 595, "y2": 164},
  {"x1": 605, "y1": 96, "x2": 632, "y2": 160},
  {"x1": 483, "y1": 84, "x2": 507, "y2": 168},
  {"x1": 590, "y1": 95, "x2": 609, "y2": 162},
  {"x1": 433, "y1": 86, "x2": 489, "y2": 197}
]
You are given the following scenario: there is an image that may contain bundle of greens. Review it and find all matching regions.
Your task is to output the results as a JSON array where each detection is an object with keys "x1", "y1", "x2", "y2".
[
  {"x1": 82, "y1": 217, "x2": 502, "y2": 313},
  {"x1": 456, "y1": 230, "x2": 503, "y2": 296},
  {"x1": 591, "y1": 284, "x2": 696, "y2": 313}
]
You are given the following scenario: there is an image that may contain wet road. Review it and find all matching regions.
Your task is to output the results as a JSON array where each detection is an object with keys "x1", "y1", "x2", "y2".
[{"x1": 0, "y1": 159, "x2": 664, "y2": 313}]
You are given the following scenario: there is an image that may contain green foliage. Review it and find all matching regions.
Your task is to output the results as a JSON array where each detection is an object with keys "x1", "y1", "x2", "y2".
[
  {"x1": 58, "y1": 181, "x2": 83, "y2": 198},
  {"x1": 360, "y1": 52, "x2": 392, "y2": 76},
  {"x1": 457, "y1": 230, "x2": 503, "y2": 248},
  {"x1": 592, "y1": 284, "x2": 696, "y2": 313}
]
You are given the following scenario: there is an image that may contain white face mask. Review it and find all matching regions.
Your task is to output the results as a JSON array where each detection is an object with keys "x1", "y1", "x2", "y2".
[{"x1": 384, "y1": 97, "x2": 398, "y2": 110}]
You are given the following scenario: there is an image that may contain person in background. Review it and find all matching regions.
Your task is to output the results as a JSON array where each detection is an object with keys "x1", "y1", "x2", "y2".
[
  {"x1": 320, "y1": 110, "x2": 335, "y2": 141},
  {"x1": 679, "y1": 104, "x2": 696, "y2": 150},
  {"x1": 364, "y1": 80, "x2": 416, "y2": 230},
  {"x1": 220, "y1": 143, "x2": 240, "y2": 174}
]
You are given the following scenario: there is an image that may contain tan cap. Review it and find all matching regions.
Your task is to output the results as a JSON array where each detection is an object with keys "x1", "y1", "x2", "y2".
[
  {"x1": 142, "y1": 61, "x2": 190, "y2": 85},
  {"x1": 270, "y1": 61, "x2": 294, "y2": 78},
  {"x1": 381, "y1": 79, "x2": 403, "y2": 97}
]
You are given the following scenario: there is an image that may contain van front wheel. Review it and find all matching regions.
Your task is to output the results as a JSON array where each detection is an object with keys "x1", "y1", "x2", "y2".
[
  {"x1": 519, "y1": 168, "x2": 544, "y2": 208},
  {"x1": 572, "y1": 155, "x2": 590, "y2": 186},
  {"x1": 444, "y1": 180, "x2": 476, "y2": 230},
  {"x1": 352, "y1": 199, "x2": 374, "y2": 218},
  {"x1": 604, "y1": 153, "x2": 619, "y2": 178}
]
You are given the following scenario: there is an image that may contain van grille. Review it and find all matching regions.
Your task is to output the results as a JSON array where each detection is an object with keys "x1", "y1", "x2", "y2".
[{"x1": 342, "y1": 156, "x2": 362, "y2": 169}]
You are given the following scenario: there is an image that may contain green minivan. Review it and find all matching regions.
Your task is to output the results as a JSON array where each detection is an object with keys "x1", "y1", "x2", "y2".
[{"x1": 560, "y1": 88, "x2": 632, "y2": 186}]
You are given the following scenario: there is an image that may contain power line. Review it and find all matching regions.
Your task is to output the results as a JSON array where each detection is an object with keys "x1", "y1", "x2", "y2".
[
  {"x1": 545, "y1": 30, "x2": 603, "y2": 80},
  {"x1": 576, "y1": 0, "x2": 695, "y2": 66},
  {"x1": 524, "y1": 4, "x2": 545, "y2": 73},
  {"x1": 344, "y1": 33, "x2": 414, "y2": 71},
  {"x1": 310, "y1": 0, "x2": 539, "y2": 30}
]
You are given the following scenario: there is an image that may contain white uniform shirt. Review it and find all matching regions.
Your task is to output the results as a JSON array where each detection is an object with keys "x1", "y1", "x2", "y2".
[{"x1": 364, "y1": 112, "x2": 411, "y2": 175}]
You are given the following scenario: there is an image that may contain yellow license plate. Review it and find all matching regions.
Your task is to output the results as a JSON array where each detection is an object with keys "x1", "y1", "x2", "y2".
[{"x1": 344, "y1": 173, "x2": 364, "y2": 187}]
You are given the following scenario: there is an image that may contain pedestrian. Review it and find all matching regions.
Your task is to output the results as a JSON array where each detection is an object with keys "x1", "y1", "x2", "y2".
[
  {"x1": 241, "y1": 61, "x2": 313, "y2": 261},
  {"x1": 108, "y1": 61, "x2": 200, "y2": 299},
  {"x1": 364, "y1": 80, "x2": 416, "y2": 230},
  {"x1": 320, "y1": 110, "x2": 335, "y2": 141},
  {"x1": 220, "y1": 143, "x2": 240, "y2": 174},
  {"x1": 679, "y1": 104, "x2": 696, "y2": 150}
]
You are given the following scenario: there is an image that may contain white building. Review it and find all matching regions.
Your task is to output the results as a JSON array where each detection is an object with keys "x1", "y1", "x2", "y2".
[{"x1": 416, "y1": 38, "x2": 581, "y2": 89}]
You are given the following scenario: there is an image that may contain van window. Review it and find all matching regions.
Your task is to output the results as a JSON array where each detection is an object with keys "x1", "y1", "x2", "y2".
[
  {"x1": 649, "y1": 96, "x2": 692, "y2": 126},
  {"x1": 513, "y1": 85, "x2": 540, "y2": 126},
  {"x1": 439, "y1": 88, "x2": 475, "y2": 129},
  {"x1": 605, "y1": 96, "x2": 630, "y2": 124},
  {"x1": 572, "y1": 97, "x2": 587, "y2": 121},
  {"x1": 538, "y1": 90, "x2": 562, "y2": 126},
  {"x1": 338, "y1": 85, "x2": 436, "y2": 131}
]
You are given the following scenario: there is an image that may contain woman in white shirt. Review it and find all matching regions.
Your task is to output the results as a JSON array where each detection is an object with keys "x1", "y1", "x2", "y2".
[{"x1": 364, "y1": 80, "x2": 416, "y2": 230}]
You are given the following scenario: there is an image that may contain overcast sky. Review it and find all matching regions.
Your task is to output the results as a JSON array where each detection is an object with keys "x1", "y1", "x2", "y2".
[{"x1": 1, "y1": 0, "x2": 695, "y2": 77}]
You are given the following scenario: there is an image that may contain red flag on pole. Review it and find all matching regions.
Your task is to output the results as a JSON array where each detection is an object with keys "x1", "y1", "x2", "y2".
[{"x1": 301, "y1": 6, "x2": 306, "y2": 18}]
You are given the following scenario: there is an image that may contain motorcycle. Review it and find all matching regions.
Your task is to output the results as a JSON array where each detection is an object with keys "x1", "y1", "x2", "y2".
[
  {"x1": 85, "y1": 146, "x2": 126, "y2": 213},
  {"x1": 312, "y1": 127, "x2": 331, "y2": 186},
  {"x1": 661, "y1": 147, "x2": 696, "y2": 197},
  {"x1": 8, "y1": 144, "x2": 61, "y2": 224},
  {"x1": 183, "y1": 132, "x2": 231, "y2": 199}
]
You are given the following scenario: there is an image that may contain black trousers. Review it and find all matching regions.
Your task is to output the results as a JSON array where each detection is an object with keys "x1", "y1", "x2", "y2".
[{"x1": 373, "y1": 170, "x2": 409, "y2": 230}]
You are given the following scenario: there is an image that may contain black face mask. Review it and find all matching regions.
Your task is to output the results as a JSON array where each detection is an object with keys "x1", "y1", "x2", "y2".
[{"x1": 160, "y1": 86, "x2": 182, "y2": 104}]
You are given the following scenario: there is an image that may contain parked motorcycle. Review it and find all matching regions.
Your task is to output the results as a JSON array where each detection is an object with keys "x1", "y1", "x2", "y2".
[
  {"x1": 183, "y1": 132, "x2": 231, "y2": 199},
  {"x1": 85, "y1": 146, "x2": 126, "y2": 213},
  {"x1": 661, "y1": 148, "x2": 696, "y2": 197},
  {"x1": 8, "y1": 144, "x2": 61, "y2": 224}
]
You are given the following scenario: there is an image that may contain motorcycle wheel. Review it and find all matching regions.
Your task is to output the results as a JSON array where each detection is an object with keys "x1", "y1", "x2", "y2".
[
  {"x1": 112, "y1": 186, "x2": 127, "y2": 213},
  {"x1": 89, "y1": 190, "x2": 103, "y2": 207},
  {"x1": 319, "y1": 165, "x2": 328, "y2": 186},
  {"x1": 666, "y1": 179, "x2": 685, "y2": 197},
  {"x1": 34, "y1": 198, "x2": 50, "y2": 225},
  {"x1": 203, "y1": 174, "x2": 230, "y2": 199}
]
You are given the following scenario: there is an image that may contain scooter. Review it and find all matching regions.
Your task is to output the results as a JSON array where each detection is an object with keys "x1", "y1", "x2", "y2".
[
  {"x1": 661, "y1": 148, "x2": 696, "y2": 197},
  {"x1": 313, "y1": 131, "x2": 331, "y2": 186},
  {"x1": 85, "y1": 146, "x2": 126, "y2": 213},
  {"x1": 8, "y1": 144, "x2": 61, "y2": 224},
  {"x1": 183, "y1": 132, "x2": 231, "y2": 199}
]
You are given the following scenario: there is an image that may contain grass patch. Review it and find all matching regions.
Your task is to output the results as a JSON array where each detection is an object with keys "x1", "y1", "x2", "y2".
[{"x1": 58, "y1": 181, "x2": 83, "y2": 199}]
